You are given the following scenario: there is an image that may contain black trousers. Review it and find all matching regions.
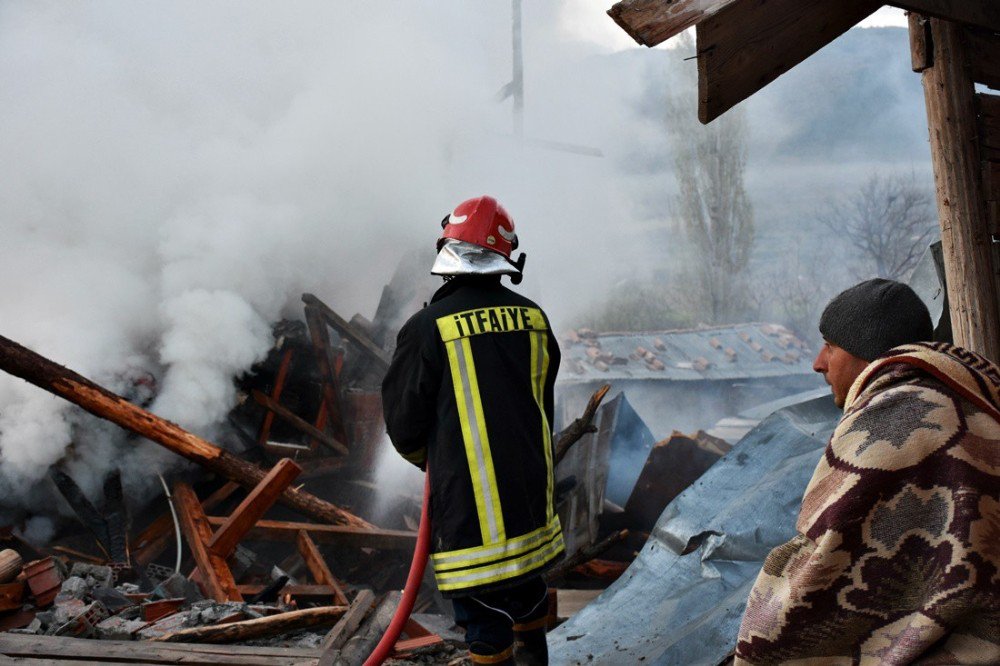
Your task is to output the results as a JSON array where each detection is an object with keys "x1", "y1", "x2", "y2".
[{"x1": 451, "y1": 576, "x2": 548, "y2": 653}]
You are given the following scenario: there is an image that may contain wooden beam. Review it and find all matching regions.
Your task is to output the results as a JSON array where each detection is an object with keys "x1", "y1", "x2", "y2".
[
  {"x1": 920, "y1": 17, "x2": 1000, "y2": 361},
  {"x1": 301, "y1": 294, "x2": 391, "y2": 370},
  {"x1": 909, "y1": 12, "x2": 932, "y2": 72},
  {"x1": 696, "y1": 0, "x2": 881, "y2": 123},
  {"x1": 206, "y1": 517, "x2": 417, "y2": 550},
  {"x1": 251, "y1": 390, "x2": 349, "y2": 456},
  {"x1": 892, "y1": 0, "x2": 1000, "y2": 32},
  {"x1": 208, "y1": 459, "x2": 302, "y2": 560},
  {"x1": 606, "y1": 0, "x2": 735, "y2": 47},
  {"x1": 172, "y1": 482, "x2": 242, "y2": 603},
  {"x1": 153, "y1": 605, "x2": 347, "y2": 643},
  {"x1": 297, "y1": 530, "x2": 349, "y2": 606},
  {"x1": 965, "y1": 26, "x2": 1000, "y2": 89},
  {"x1": 0, "y1": 633, "x2": 320, "y2": 666},
  {"x1": 0, "y1": 334, "x2": 369, "y2": 528},
  {"x1": 134, "y1": 482, "x2": 239, "y2": 566}
]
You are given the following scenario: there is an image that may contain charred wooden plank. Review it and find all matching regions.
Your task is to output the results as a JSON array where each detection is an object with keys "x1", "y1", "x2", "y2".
[
  {"x1": 172, "y1": 482, "x2": 242, "y2": 603},
  {"x1": 305, "y1": 305, "x2": 348, "y2": 444},
  {"x1": 297, "y1": 530, "x2": 349, "y2": 606},
  {"x1": 153, "y1": 605, "x2": 347, "y2": 643},
  {"x1": 321, "y1": 589, "x2": 376, "y2": 651},
  {"x1": 302, "y1": 294, "x2": 391, "y2": 370},
  {"x1": 257, "y1": 347, "x2": 294, "y2": 447},
  {"x1": 206, "y1": 517, "x2": 416, "y2": 550},
  {"x1": 252, "y1": 389, "x2": 349, "y2": 456},
  {"x1": 696, "y1": 0, "x2": 881, "y2": 123},
  {"x1": 208, "y1": 458, "x2": 302, "y2": 560},
  {"x1": 0, "y1": 334, "x2": 369, "y2": 529}
]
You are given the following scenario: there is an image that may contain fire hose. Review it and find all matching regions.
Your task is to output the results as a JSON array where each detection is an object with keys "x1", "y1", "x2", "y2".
[{"x1": 364, "y1": 470, "x2": 431, "y2": 666}]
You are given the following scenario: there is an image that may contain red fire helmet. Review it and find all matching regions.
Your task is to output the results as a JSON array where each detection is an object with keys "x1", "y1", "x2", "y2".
[{"x1": 438, "y1": 195, "x2": 518, "y2": 259}]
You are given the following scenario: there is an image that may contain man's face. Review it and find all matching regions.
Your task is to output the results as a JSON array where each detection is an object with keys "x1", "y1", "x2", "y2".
[{"x1": 813, "y1": 341, "x2": 870, "y2": 408}]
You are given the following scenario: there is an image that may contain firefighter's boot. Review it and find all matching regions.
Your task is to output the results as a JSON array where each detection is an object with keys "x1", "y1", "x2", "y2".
[
  {"x1": 469, "y1": 641, "x2": 515, "y2": 665},
  {"x1": 513, "y1": 618, "x2": 548, "y2": 666}
]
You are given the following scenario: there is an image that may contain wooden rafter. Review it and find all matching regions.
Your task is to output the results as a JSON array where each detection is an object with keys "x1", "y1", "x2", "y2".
[
  {"x1": 296, "y1": 530, "x2": 349, "y2": 606},
  {"x1": 696, "y1": 0, "x2": 881, "y2": 123},
  {"x1": 208, "y1": 458, "x2": 302, "y2": 560},
  {"x1": 205, "y1": 517, "x2": 417, "y2": 550}
]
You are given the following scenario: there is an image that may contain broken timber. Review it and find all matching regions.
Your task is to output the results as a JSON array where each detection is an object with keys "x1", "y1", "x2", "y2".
[
  {"x1": 302, "y1": 294, "x2": 391, "y2": 371},
  {"x1": 173, "y1": 482, "x2": 242, "y2": 603},
  {"x1": 252, "y1": 389, "x2": 349, "y2": 456},
  {"x1": 555, "y1": 384, "x2": 610, "y2": 466},
  {"x1": 0, "y1": 333, "x2": 371, "y2": 528}
]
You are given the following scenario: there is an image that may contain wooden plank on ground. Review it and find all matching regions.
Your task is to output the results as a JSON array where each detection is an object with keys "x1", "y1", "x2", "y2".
[
  {"x1": 172, "y1": 482, "x2": 242, "y2": 603},
  {"x1": 252, "y1": 390, "x2": 348, "y2": 456},
  {"x1": 891, "y1": 0, "x2": 1000, "y2": 32},
  {"x1": 301, "y1": 294, "x2": 391, "y2": 370},
  {"x1": 965, "y1": 26, "x2": 1000, "y2": 89},
  {"x1": 134, "y1": 482, "x2": 240, "y2": 566},
  {"x1": 205, "y1": 516, "x2": 417, "y2": 550},
  {"x1": 0, "y1": 632, "x2": 319, "y2": 665},
  {"x1": 297, "y1": 530, "x2": 349, "y2": 605},
  {"x1": 153, "y1": 605, "x2": 347, "y2": 643},
  {"x1": 321, "y1": 589, "x2": 376, "y2": 651},
  {"x1": 208, "y1": 458, "x2": 302, "y2": 560},
  {"x1": 696, "y1": 0, "x2": 881, "y2": 123},
  {"x1": 606, "y1": 0, "x2": 735, "y2": 47}
]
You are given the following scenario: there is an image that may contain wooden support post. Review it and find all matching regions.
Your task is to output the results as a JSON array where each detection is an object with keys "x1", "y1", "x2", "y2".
[
  {"x1": 172, "y1": 482, "x2": 242, "y2": 603},
  {"x1": 296, "y1": 530, "x2": 349, "y2": 606},
  {"x1": 305, "y1": 306, "x2": 348, "y2": 445},
  {"x1": 251, "y1": 390, "x2": 349, "y2": 456},
  {"x1": 918, "y1": 17, "x2": 1000, "y2": 361},
  {"x1": 0, "y1": 334, "x2": 371, "y2": 529},
  {"x1": 208, "y1": 459, "x2": 302, "y2": 560},
  {"x1": 133, "y1": 481, "x2": 240, "y2": 566},
  {"x1": 257, "y1": 348, "x2": 294, "y2": 447}
]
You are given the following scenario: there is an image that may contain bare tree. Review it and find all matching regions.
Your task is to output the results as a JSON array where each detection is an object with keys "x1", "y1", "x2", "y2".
[
  {"x1": 819, "y1": 173, "x2": 937, "y2": 280},
  {"x1": 666, "y1": 35, "x2": 755, "y2": 323}
]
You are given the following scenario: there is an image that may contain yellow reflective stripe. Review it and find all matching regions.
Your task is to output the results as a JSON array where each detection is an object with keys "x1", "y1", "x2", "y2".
[
  {"x1": 531, "y1": 331, "x2": 554, "y2": 521},
  {"x1": 431, "y1": 516, "x2": 561, "y2": 571},
  {"x1": 437, "y1": 306, "x2": 547, "y2": 341},
  {"x1": 445, "y1": 338, "x2": 505, "y2": 544},
  {"x1": 435, "y1": 532, "x2": 565, "y2": 592},
  {"x1": 461, "y1": 337, "x2": 505, "y2": 543}
]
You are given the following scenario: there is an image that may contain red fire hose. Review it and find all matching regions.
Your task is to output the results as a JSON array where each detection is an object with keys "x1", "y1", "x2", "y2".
[{"x1": 364, "y1": 470, "x2": 431, "y2": 666}]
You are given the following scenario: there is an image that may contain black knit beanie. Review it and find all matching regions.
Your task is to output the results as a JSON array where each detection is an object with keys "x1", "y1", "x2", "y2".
[{"x1": 818, "y1": 278, "x2": 933, "y2": 361}]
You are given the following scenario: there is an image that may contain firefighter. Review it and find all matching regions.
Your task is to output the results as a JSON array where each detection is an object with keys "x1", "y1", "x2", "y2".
[{"x1": 382, "y1": 195, "x2": 563, "y2": 665}]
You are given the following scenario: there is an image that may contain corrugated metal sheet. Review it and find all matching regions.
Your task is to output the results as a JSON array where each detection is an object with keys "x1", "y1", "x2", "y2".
[
  {"x1": 548, "y1": 393, "x2": 841, "y2": 665},
  {"x1": 558, "y1": 323, "x2": 814, "y2": 384}
]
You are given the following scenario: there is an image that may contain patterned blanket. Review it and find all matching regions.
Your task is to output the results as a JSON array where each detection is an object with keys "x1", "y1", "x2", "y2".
[{"x1": 736, "y1": 342, "x2": 1000, "y2": 665}]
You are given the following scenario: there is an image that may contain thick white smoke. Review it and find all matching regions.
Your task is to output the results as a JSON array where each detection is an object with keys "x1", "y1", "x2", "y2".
[{"x1": 0, "y1": 1, "x2": 658, "y2": 520}]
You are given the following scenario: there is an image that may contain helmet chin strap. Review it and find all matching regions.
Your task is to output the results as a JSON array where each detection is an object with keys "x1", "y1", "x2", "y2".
[{"x1": 507, "y1": 253, "x2": 527, "y2": 285}]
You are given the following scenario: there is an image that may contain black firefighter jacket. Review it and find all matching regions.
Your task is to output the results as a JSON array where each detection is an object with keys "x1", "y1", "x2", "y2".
[{"x1": 381, "y1": 275, "x2": 564, "y2": 597}]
